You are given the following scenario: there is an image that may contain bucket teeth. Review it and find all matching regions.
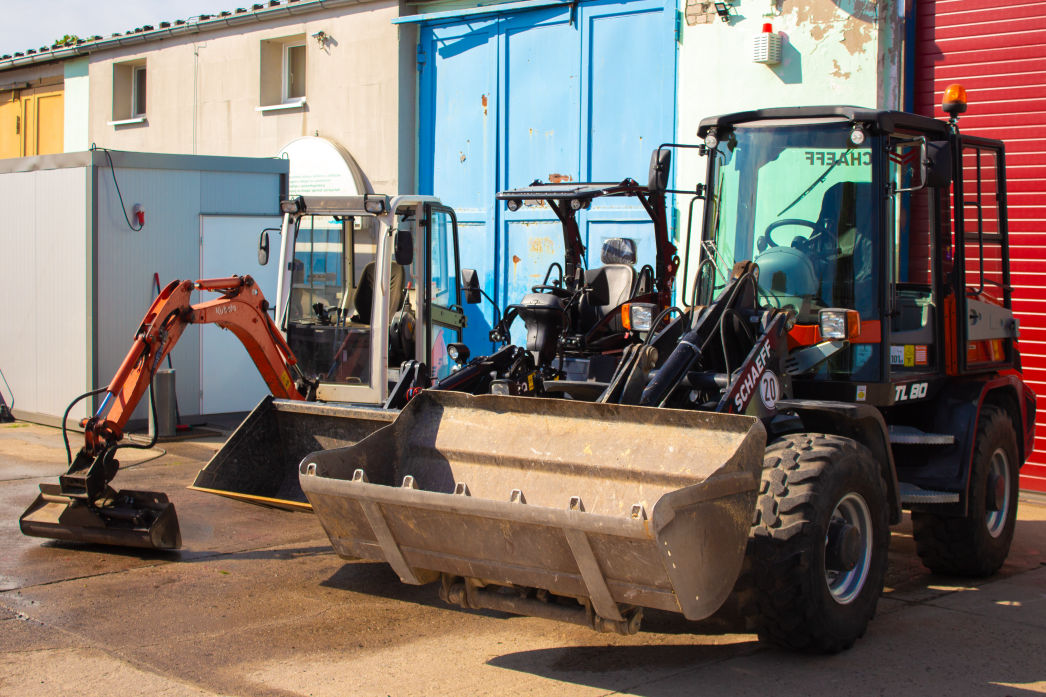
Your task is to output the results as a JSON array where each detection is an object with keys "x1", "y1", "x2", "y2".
[
  {"x1": 509, "y1": 489, "x2": 526, "y2": 504},
  {"x1": 569, "y1": 496, "x2": 586, "y2": 512}
]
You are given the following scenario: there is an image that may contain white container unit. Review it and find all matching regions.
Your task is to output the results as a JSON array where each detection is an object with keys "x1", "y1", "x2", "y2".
[{"x1": 0, "y1": 149, "x2": 288, "y2": 426}]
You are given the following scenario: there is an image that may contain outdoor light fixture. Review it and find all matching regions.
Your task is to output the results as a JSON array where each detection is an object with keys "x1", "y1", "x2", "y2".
[{"x1": 713, "y1": 2, "x2": 730, "y2": 22}]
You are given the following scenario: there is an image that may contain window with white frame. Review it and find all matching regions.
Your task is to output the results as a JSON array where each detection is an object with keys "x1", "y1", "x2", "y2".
[
  {"x1": 111, "y1": 59, "x2": 147, "y2": 123},
  {"x1": 259, "y1": 36, "x2": 306, "y2": 110},
  {"x1": 283, "y1": 42, "x2": 306, "y2": 102},
  {"x1": 132, "y1": 65, "x2": 147, "y2": 116}
]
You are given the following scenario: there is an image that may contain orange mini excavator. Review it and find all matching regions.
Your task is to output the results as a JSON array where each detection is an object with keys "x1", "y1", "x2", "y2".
[{"x1": 19, "y1": 276, "x2": 307, "y2": 549}]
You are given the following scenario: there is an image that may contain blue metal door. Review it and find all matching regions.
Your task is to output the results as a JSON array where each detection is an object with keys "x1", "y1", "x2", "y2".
[{"x1": 420, "y1": 0, "x2": 675, "y2": 349}]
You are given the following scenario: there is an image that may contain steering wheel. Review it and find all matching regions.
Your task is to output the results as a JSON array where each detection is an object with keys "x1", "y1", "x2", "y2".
[
  {"x1": 761, "y1": 218, "x2": 819, "y2": 249},
  {"x1": 531, "y1": 284, "x2": 573, "y2": 298}
]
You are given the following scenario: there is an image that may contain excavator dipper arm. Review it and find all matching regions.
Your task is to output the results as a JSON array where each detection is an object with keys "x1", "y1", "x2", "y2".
[
  {"x1": 20, "y1": 275, "x2": 305, "y2": 550},
  {"x1": 87, "y1": 276, "x2": 303, "y2": 453}
]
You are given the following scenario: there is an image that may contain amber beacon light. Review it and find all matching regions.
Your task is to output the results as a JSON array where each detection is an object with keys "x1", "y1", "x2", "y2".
[{"x1": 942, "y1": 83, "x2": 968, "y2": 120}]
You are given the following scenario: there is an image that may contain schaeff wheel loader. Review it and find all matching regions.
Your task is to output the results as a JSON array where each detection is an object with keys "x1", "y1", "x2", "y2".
[{"x1": 298, "y1": 86, "x2": 1036, "y2": 652}]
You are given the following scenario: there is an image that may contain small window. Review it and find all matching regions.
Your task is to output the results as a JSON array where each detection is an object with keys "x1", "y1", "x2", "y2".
[
  {"x1": 259, "y1": 36, "x2": 306, "y2": 109},
  {"x1": 284, "y1": 43, "x2": 306, "y2": 102},
  {"x1": 111, "y1": 60, "x2": 147, "y2": 123},
  {"x1": 132, "y1": 65, "x2": 147, "y2": 117}
]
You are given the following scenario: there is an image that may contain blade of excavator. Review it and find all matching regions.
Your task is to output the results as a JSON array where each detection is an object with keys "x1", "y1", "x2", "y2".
[
  {"x1": 189, "y1": 396, "x2": 398, "y2": 510},
  {"x1": 20, "y1": 484, "x2": 181, "y2": 550},
  {"x1": 300, "y1": 390, "x2": 766, "y2": 631}
]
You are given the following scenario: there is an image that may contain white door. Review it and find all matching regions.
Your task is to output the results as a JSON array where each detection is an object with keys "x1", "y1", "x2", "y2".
[{"x1": 200, "y1": 215, "x2": 282, "y2": 414}]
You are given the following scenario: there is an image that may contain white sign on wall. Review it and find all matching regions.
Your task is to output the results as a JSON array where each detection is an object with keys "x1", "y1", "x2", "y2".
[{"x1": 278, "y1": 137, "x2": 368, "y2": 197}]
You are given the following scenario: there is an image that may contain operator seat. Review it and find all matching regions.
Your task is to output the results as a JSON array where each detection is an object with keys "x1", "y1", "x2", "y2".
[
  {"x1": 352, "y1": 261, "x2": 405, "y2": 325},
  {"x1": 578, "y1": 237, "x2": 638, "y2": 331},
  {"x1": 813, "y1": 181, "x2": 875, "y2": 314}
]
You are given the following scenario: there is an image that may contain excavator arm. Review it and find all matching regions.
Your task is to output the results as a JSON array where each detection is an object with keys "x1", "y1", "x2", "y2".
[
  {"x1": 20, "y1": 275, "x2": 306, "y2": 550},
  {"x1": 86, "y1": 276, "x2": 303, "y2": 452}
]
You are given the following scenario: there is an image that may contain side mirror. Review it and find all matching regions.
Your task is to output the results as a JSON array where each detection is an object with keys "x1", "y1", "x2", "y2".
[
  {"x1": 461, "y1": 268, "x2": 481, "y2": 304},
  {"x1": 648, "y1": 147, "x2": 672, "y2": 194},
  {"x1": 394, "y1": 228, "x2": 414, "y2": 266},
  {"x1": 925, "y1": 141, "x2": 953, "y2": 187},
  {"x1": 258, "y1": 230, "x2": 270, "y2": 266}
]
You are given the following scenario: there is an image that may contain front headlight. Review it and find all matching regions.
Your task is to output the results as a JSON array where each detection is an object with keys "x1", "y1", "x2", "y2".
[
  {"x1": 819, "y1": 308, "x2": 860, "y2": 341},
  {"x1": 623, "y1": 303, "x2": 657, "y2": 332},
  {"x1": 447, "y1": 342, "x2": 470, "y2": 365}
]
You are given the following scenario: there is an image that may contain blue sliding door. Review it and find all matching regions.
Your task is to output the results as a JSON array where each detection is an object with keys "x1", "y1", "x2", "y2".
[{"x1": 419, "y1": 0, "x2": 675, "y2": 348}]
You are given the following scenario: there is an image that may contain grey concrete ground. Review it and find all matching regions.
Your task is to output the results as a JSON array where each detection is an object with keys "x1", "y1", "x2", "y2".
[{"x1": 1, "y1": 420, "x2": 1044, "y2": 697}]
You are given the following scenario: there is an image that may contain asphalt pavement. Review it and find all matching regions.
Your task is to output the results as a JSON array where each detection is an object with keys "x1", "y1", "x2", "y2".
[{"x1": 1, "y1": 420, "x2": 1044, "y2": 697}]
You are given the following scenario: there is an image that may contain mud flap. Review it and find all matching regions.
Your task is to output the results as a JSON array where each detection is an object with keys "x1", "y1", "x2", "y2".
[
  {"x1": 301, "y1": 391, "x2": 765, "y2": 626},
  {"x1": 190, "y1": 396, "x2": 397, "y2": 510}
]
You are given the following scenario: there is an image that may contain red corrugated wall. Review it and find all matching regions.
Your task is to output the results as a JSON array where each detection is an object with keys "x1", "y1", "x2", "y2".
[{"x1": 915, "y1": 0, "x2": 1046, "y2": 492}]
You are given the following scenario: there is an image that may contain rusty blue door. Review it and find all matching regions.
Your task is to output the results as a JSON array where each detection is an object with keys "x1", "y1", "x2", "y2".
[{"x1": 419, "y1": 0, "x2": 675, "y2": 348}]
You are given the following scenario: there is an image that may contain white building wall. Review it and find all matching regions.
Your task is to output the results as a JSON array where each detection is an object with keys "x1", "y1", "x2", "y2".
[
  {"x1": 63, "y1": 58, "x2": 90, "y2": 152},
  {"x1": 84, "y1": 1, "x2": 410, "y2": 193}
]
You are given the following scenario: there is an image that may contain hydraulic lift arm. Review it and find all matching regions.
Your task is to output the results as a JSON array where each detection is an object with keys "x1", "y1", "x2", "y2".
[{"x1": 20, "y1": 275, "x2": 306, "y2": 549}]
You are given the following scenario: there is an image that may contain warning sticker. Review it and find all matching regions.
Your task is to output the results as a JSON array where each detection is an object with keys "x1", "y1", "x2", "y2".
[
  {"x1": 914, "y1": 345, "x2": 928, "y2": 365},
  {"x1": 904, "y1": 345, "x2": 915, "y2": 368}
]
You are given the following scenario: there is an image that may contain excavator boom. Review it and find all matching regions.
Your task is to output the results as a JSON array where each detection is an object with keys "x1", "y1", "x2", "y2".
[{"x1": 19, "y1": 275, "x2": 305, "y2": 549}]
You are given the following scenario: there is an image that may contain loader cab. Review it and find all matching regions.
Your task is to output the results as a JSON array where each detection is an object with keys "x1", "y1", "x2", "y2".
[
  {"x1": 695, "y1": 108, "x2": 1017, "y2": 406},
  {"x1": 273, "y1": 195, "x2": 465, "y2": 405}
]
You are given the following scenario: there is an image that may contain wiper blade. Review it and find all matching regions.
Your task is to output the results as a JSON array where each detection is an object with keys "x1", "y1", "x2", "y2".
[{"x1": 777, "y1": 156, "x2": 845, "y2": 216}]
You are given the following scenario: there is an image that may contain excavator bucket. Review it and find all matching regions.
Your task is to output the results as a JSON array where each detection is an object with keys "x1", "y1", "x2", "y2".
[
  {"x1": 300, "y1": 390, "x2": 765, "y2": 633},
  {"x1": 190, "y1": 396, "x2": 397, "y2": 509},
  {"x1": 20, "y1": 484, "x2": 181, "y2": 550}
]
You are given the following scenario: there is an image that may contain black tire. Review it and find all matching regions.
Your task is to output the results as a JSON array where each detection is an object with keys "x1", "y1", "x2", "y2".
[
  {"x1": 749, "y1": 434, "x2": 889, "y2": 653},
  {"x1": 911, "y1": 405, "x2": 1019, "y2": 577}
]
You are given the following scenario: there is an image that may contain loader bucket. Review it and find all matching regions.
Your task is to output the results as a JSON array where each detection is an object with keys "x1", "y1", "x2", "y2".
[
  {"x1": 300, "y1": 390, "x2": 765, "y2": 631},
  {"x1": 20, "y1": 484, "x2": 181, "y2": 550},
  {"x1": 190, "y1": 396, "x2": 397, "y2": 510}
]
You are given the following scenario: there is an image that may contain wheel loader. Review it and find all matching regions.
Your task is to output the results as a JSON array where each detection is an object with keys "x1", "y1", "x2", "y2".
[{"x1": 296, "y1": 88, "x2": 1036, "y2": 652}]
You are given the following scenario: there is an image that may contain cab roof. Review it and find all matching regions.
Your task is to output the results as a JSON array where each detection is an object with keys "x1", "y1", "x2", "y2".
[{"x1": 697, "y1": 107, "x2": 951, "y2": 138}]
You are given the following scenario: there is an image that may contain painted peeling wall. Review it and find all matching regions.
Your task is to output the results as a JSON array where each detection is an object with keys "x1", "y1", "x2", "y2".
[{"x1": 673, "y1": 0, "x2": 904, "y2": 294}]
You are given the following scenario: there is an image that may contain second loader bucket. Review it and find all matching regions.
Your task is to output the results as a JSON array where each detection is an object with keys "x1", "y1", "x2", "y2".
[
  {"x1": 301, "y1": 390, "x2": 766, "y2": 632},
  {"x1": 191, "y1": 396, "x2": 397, "y2": 509}
]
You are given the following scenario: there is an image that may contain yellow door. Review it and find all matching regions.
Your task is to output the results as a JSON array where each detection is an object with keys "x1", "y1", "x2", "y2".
[
  {"x1": 23, "y1": 87, "x2": 63, "y2": 156},
  {"x1": 0, "y1": 95, "x2": 20, "y2": 158}
]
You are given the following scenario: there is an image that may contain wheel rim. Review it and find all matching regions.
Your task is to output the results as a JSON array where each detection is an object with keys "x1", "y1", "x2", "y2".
[
  {"x1": 986, "y1": 447, "x2": 1012, "y2": 538},
  {"x1": 824, "y1": 492, "x2": 873, "y2": 605}
]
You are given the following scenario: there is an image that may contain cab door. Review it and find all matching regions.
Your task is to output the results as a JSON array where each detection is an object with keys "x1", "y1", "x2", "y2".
[
  {"x1": 424, "y1": 204, "x2": 465, "y2": 381},
  {"x1": 887, "y1": 134, "x2": 942, "y2": 382}
]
